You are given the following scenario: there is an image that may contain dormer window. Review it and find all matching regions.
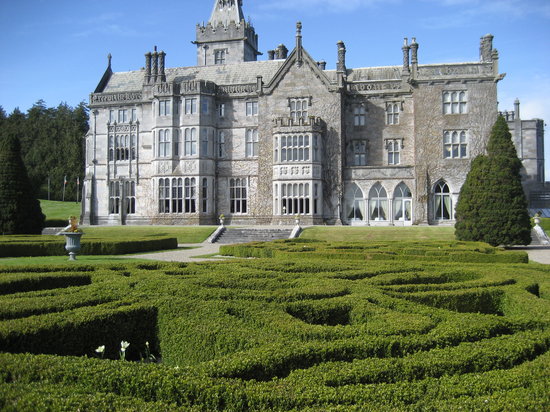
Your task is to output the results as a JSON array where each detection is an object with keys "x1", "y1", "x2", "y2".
[{"x1": 214, "y1": 49, "x2": 226, "y2": 65}]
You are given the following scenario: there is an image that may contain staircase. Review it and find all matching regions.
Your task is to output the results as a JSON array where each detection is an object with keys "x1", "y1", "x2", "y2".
[{"x1": 214, "y1": 228, "x2": 293, "y2": 244}]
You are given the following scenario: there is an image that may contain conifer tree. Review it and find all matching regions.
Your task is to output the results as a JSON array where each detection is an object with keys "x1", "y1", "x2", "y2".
[
  {"x1": 0, "y1": 133, "x2": 45, "y2": 234},
  {"x1": 455, "y1": 116, "x2": 531, "y2": 246}
]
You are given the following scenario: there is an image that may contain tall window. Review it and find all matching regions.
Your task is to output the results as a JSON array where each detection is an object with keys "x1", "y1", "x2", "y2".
[
  {"x1": 352, "y1": 140, "x2": 367, "y2": 166},
  {"x1": 434, "y1": 181, "x2": 452, "y2": 220},
  {"x1": 386, "y1": 103, "x2": 399, "y2": 125},
  {"x1": 202, "y1": 100, "x2": 209, "y2": 114},
  {"x1": 369, "y1": 183, "x2": 388, "y2": 221},
  {"x1": 131, "y1": 109, "x2": 137, "y2": 122},
  {"x1": 110, "y1": 134, "x2": 135, "y2": 161},
  {"x1": 387, "y1": 139, "x2": 401, "y2": 165},
  {"x1": 109, "y1": 181, "x2": 121, "y2": 214},
  {"x1": 246, "y1": 129, "x2": 259, "y2": 157},
  {"x1": 214, "y1": 49, "x2": 226, "y2": 64},
  {"x1": 393, "y1": 183, "x2": 411, "y2": 222},
  {"x1": 125, "y1": 181, "x2": 136, "y2": 214},
  {"x1": 171, "y1": 178, "x2": 183, "y2": 213},
  {"x1": 184, "y1": 128, "x2": 197, "y2": 156},
  {"x1": 281, "y1": 183, "x2": 310, "y2": 215},
  {"x1": 345, "y1": 183, "x2": 364, "y2": 221},
  {"x1": 173, "y1": 129, "x2": 180, "y2": 157},
  {"x1": 290, "y1": 98, "x2": 308, "y2": 122},
  {"x1": 201, "y1": 129, "x2": 209, "y2": 156},
  {"x1": 158, "y1": 178, "x2": 170, "y2": 213},
  {"x1": 230, "y1": 178, "x2": 247, "y2": 214},
  {"x1": 159, "y1": 100, "x2": 170, "y2": 116},
  {"x1": 185, "y1": 98, "x2": 197, "y2": 114},
  {"x1": 218, "y1": 103, "x2": 225, "y2": 118},
  {"x1": 280, "y1": 135, "x2": 310, "y2": 162},
  {"x1": 158, "y1": 129, "x2": 171, "y2": 157},
  {"x1": 443, "y1": 130, "x2": 468, "y2": 159},
  {"x1": 353, "y1": 105, "x2": 365, "y2": 126},
  {"x1": 313, "y1": 135, "x2": 320, "y2": 162},
  {"x1": 185, "y1": 178, "x2": 196, "y2": 213},
  {"x1": 246, "y1": 101, "x2": 258, "y2": 116},
  {"x1": 202, "y1": 178, "x2": 208, "y2": 213},
  {"x1": 443, "y1": 91, "x2": 467, "y2": 114},
  {"x1": 109, "y1": 110, "x2": 115, "y2": 123},
  {"x1": 217, "y1": 131, "x2": 226, "y2": 158},
  {"x1": 314, "y1": 183, "x2": 319, "y2": 215}
]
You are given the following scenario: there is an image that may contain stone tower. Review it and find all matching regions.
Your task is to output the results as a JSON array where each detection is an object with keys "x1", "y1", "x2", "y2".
[{"x1": 195, "y1": 0, "x2": 260, "y2": 66}]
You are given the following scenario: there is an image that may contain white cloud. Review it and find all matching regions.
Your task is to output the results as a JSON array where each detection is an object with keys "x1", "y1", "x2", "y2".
[{"x1": 257, "y1": 0, "x2": 396, "y2": 13}]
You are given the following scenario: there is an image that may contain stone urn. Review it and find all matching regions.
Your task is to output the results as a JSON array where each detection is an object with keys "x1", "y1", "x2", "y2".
[
  {"x1": 534, "y1": 215, "x2": 541, "y2": 226},
  {"x1": 61, "y1": 232, "x2": 83, "y2": 261}
]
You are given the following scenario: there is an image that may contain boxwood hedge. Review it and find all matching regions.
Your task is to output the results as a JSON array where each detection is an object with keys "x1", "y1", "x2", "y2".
[{"x1": 0, "y1": 239, "x2": 548, "y2": 410}]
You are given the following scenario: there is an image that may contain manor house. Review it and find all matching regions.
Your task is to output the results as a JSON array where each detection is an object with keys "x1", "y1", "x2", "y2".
[{"x1": 83, "y1": 0, "x2": 546, "y2": 226}]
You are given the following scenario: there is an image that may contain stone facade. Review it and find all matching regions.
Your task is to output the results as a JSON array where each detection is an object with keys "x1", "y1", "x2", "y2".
[{"x1": 82, "y1": 0, "x2": 545, "y2": 226}]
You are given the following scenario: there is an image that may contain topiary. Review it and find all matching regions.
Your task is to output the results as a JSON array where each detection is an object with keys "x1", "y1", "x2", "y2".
[
  {"x1": 0, "y1": 134, "x2": 45, "y2": 234},
  {"x1": 455, "y1": 116, "x2": 531, "y2": 246}
]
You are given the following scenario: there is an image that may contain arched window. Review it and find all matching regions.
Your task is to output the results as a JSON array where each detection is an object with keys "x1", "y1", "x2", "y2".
[
  {"x1": 158, "y1": 178, "x2": 170, "y2": 213},
  {"x1": 434, "y1": 181, "x2": 452, "y2": 220},
  {"x1": 393, "y1": 182, "x2": 412, "y2": 222},
  {"x1": 345, "y1": 183, "x2": 364, "y2": 221},
  {"x1": 369, "y1": 183, "x2": 388, "y2": 221}
]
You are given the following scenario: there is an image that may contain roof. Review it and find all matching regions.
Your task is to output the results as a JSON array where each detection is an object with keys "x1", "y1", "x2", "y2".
[{"x1": 102, "y1": 60, "x2": 286, "y2": 92}]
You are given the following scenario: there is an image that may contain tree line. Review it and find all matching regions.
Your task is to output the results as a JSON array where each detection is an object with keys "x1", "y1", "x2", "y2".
[{"x1": 0, "y1": 100, "x2": 88, "y2": 202}]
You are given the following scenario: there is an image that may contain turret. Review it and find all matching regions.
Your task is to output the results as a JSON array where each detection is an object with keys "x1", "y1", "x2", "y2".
[{"x1": 195, "y1": 0, "x2": 260, "y2": 66}]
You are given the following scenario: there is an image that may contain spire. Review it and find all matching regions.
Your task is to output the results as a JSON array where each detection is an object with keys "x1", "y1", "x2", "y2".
[{"x1": 209, "y1": 0, "x2": 245, "y2": 27}]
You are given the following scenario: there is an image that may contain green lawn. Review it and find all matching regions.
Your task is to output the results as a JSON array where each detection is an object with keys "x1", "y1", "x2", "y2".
[
  {"x1": 301, "y1": 225, "x2": 456, "y2": 242},
  {"x1": 82, "y1": 226, "x2": 216, "y2": 244},
  {"x1": 539, "y1": 217, "x2": 550, "y2": 232},
  {"x1": 39, "y1": 199, "x2": 81, "y2": 221}
]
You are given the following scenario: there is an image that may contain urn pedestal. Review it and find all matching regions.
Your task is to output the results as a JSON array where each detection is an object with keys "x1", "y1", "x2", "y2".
[{"x1": 61, "y1": 233, "x2": 83, "y2": 261}]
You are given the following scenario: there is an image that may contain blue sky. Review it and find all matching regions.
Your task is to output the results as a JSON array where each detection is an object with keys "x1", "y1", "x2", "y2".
[{"x1": 1, "y1": 0, "x2": 549, "y2": 177}]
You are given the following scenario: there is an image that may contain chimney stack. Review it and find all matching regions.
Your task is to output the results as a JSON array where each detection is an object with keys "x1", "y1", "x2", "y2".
[
  {"x1": 337, "y1": 41, "x2": 346, "y2": 73},
  {"x1": 402, "y1": 38, "x2": 410, "y2": 74},
  {"x1": 145, "y1": 52, "x2": 152, "y2": 84}
]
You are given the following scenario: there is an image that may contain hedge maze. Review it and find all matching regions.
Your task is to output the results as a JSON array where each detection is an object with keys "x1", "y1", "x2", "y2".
[{"x1": 0, "y1": 240, "x2": 549, "y2": 411}]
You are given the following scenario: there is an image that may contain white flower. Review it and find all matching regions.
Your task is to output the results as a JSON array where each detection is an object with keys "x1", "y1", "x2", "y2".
[
  {"x1": 145, "y1": 341, "x2": 149, "y2": 348},
  {"x1": 95, "y1": 345, "x2": 105, "y2": 354},
  {"x1": 120, "y1": 341, "x2": 130, "y2": 352}
]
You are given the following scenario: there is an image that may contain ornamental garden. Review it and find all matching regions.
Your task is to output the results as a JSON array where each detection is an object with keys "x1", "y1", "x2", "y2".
[{"x1": 0, "y1": 237, "x2": 549, "y2": 411}]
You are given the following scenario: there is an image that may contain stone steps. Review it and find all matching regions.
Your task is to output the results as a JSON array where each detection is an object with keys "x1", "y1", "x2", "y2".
[{"x1": 215, "y1": 228, "x2": 293, "y2": 244}]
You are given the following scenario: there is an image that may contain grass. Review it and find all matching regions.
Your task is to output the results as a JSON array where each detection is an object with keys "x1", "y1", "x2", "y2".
[
  {"x1": 539, "y1": 217, "x2": 550, "y2": 232},
  {"x1": 82, "y1": 226, "x2": 216, "y2": 244},
  {"x1": 39, "y1": 199, "x2": 81, "y2": 221},
  {"x1": 301, "y1": 226, "x2": 456, "y2": 242}
]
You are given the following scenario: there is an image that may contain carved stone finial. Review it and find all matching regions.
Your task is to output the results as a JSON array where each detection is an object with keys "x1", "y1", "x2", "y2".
[
  {"x1": 107, "y1": 53, "x2": 112, "y2": 68},
  {"x1": 296, "y1": 21, "x2": 303, "y2": 66}
]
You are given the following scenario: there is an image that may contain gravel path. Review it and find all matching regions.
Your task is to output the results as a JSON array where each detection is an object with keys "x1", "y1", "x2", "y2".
[{"x1": 128, "y1": 242, "x2": 225, "y2": 262}]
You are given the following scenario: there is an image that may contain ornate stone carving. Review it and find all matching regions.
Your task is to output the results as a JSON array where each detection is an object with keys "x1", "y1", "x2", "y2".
[
  {"x1": 90, "y1": 92, "x2": 142, "y2": 105},
  {"x1": 349, "y1": 82, "x2": 402, "y2": 92}
]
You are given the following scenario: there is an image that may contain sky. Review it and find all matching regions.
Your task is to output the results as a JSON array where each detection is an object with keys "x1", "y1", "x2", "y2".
[{"x1": 0, "y1": 0, "x2": 549, "y2": 177}]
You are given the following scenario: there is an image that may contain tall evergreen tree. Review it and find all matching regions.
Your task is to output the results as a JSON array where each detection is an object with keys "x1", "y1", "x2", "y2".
[
  {"x1": 0, "y1": 133, "x2": 45, "y2": 234},
  {"x1": 455, "y1": 116, "x2": 531, "y2": 246}
]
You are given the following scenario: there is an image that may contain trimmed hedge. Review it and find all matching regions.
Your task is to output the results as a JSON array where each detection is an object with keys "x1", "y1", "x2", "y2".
[
  {"x1": 0, "y1": 236, "x2": 178, "y2": 257},
  {"x1": 0, "y1": 240, "x2": 548, "y2": 410}
]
